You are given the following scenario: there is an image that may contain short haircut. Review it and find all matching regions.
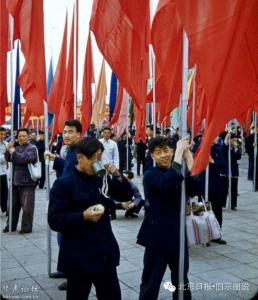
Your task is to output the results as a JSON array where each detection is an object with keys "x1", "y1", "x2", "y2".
[
  {"x1": 148, "y1": 136, "x2": 173, "y2": 153},
  {"x1": 76, "y1": 137, "x2": 104, "y2": 159},
  {"x1": 146, "y1": 124, "x2": 154, "y2": 131},
  {"x1": 123, "y1": 170, "x2": 134, "y2": 179},
  {"x1": 102, "y1": 127, "x2": 111, "y2": 132},
  {"x1": 230, "y1": 133, "x2": 237, "y2": 139},
  {"x1": 17, "y1": 128, "x2": 29, "y2": 136},
  {"x1": 0, "y1": 127, "x2": 6, "y2": 132},
  {"x1": 39, "y1": 130, "x2": 44, "y2": 135},
  {"x1": 64, "y1": 119, "x2": 82, "y2": 133}
]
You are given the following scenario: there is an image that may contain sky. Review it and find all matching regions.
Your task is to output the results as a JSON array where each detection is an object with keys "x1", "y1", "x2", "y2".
[{"x1": 7, "y1": 0, "x2": 158, "y2": 105}]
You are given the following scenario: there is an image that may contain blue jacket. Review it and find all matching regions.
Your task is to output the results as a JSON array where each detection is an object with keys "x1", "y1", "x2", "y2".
[
  {"x1": 48, "y1": 166, "x2": 133, "y2": 275},
  {"x1": 137, "y1": 163, "x2": 184, "y2": 255},
  {"x1": 53, "y1": 144, "x2": 77, "y2": 178},
  {"x1": 222, "y1": 144, "x2": 242, "y2": 177}
]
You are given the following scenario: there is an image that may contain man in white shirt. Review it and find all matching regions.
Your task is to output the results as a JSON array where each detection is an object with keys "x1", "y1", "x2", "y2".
[
  {"x1": 99, "y1": 127, "x2": 119, "y2": 169},
  {"x1": 0, "y1": 127, "x2": 8, "y2": 216}
]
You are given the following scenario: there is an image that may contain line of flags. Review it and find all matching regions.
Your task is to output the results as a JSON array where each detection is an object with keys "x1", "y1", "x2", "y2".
[{"x1": 1, "y1": 0, "x2": 258, "y2": 176}]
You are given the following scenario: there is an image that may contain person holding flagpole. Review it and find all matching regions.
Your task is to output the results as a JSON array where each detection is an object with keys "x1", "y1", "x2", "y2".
[{"x1": 137, "y1": 136, "x2": 193, "y2": 300}]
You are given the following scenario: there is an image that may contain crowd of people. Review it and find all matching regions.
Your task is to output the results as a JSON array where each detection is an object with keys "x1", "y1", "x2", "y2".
[{"x1": 0, "y1": 119, "x2": 258, "y2": 299}]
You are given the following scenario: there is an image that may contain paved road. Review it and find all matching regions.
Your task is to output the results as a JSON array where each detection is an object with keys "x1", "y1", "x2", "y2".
[{"x1": 1, "y1": 155, "x2": 258, "y2": 299}]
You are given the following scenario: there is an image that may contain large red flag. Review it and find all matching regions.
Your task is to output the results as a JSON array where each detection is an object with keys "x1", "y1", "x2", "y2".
[
  {"x1": 90, "y1": 0, "x2": 150, "y2": 111},
  {"x1": 151, "y1": 0, "x2": 183, "y2": 123},
  {"x1": 48, "y1": 14, "x2": 67, "y2": 115},
  {"x1": 48, "y1": 14, "x2": 67, "y2": 140},
  {"x1": 6, "y1": 0, "x2": 46, "y2": 117},
  {"x1": 0, "y1": 1, "x2": 9, "y2": 125},
  {"x1": 175, "y1": 0, "x2": 258, "y2": 175},
  {"x1": 58, "y1": 11, "x2": 75, "y2": 132},
  {"x1": 81, "y1": 32, "x2": 95, "y2": 133}
]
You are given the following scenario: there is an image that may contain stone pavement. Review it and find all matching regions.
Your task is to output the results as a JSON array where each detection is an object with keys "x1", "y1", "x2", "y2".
[{"x1": 1, "y1": 155, "x2": 258, "y2": 300}]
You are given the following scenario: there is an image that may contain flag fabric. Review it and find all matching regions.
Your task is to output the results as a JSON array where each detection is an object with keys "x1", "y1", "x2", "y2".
[
  {"x1": 0, "y1": 0, "x2": 9, "y2": 125},
  {"x1": 81, "y1": 32, "x2": 95, "y2": 133},
  {"x1": 174, "y1": 0, "x2": 258, "y2": 175},
  {"x1": 91, "y1": 59, "x2": 107, "y2": 129},
  {"x1": 109, "y1": 72, "x2": 118, "y2": 121},
  {"x1": 113, "y1": 89, "x2": 129, "y2": 136},
  {"x1": 47, "y1": 58, "x2": 53, "y2": 97},
  {"x1": 151, "y1": 0, "x2": 183, "y2": 123},
  {"x1": 129, "y1": 98, "x2": 134, "y2": 127},
  {"x1": 46, "y1": 58, "x2": 54, "y2": 128},
  {"x1": 48, "y1": 15, "x2": 67, "y2": 115},
  {"x1": 109, "y1": 84, "x2": 123, "y2": 127},
  {"x1": 6, "y1": 0, "x2": 47, "y2": 117},
  {"x1": 13, "y1": 42, "x2": 21, "y2": 130},
  {"x1": 90, "y1": 0, "x2": 150, "y2": 112},
  {"x1": 58, "y1": 10, "x2": 75, "y2": 132},
  {"x1": 48, "y1": 14, "x2": 67, "y2": 140}
]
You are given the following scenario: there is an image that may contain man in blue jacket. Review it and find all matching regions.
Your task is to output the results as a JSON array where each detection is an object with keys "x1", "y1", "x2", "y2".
[
  {"x1": 137, "y1": 136, "x2": 193, "y2": 300},
  {"x1": 48, "y1": 137, "x2": 133, "y2": 300}
]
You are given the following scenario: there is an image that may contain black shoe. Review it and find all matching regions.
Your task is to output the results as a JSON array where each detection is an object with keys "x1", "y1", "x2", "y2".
[
  {"x1": 212, "y1": 238, "x2": 227, "y2": 245},
  {"x1": 206, "y1": 242, "x2": 211, "y2": 247},
  {"x1": 49, "y1": 272, "x2": 65, "y2": 279},
  {"x1": 231, "y1": 207, "x2": 237, "y2": 211},
  {"x1": 19, "y1": 230, "x2": 32, "y2": 234},
  {"x1": 58, "y1": 281, "x2": 67, "y2": 291},
  {"x1": 125, "y1": 211, "x2": 138, "y2": 218},
  {"x1": 3, "y1": 227, "x2": 16, "y2": 233}
]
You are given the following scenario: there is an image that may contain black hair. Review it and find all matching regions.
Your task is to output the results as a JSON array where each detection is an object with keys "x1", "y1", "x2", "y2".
[
  {"x1": 146, "y1": 124, "x2": 154, "y2": 131},
  {"x1": 230, "y1": 133, "x2": 237, "y2": 139},
  {"x1": 76, "y1": 137, "x2": 104, "y2": 159},
  {"x1": 17, "y1": 128, "x2": 29, "y2": 136},
  {"x1": 64, "y1": 119, "x2": 82, "y2": 133},
  {"x1": 148, "y1": 136, "x2": 173, "y2": 153},
  {"x1": 0, "y1": 127, "x2": 6, "y2": 132},
  {"x1": 38, "y1": 130, "x2": 44, "y2": 135},
  {"x1": 102, "y1": 127, "x2": 112, "y2": 132},
  {"x1": 123, "y1": 170, "x2": 134, "y2": 179}
]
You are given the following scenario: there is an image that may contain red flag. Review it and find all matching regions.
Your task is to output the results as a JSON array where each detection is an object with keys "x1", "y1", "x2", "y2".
[
  {"x1": 6, "y1": 0, "x2": 46, "y2": 117},
  {"x1": 48, "y1": 14, "x2": 67, "y2": 115},
  {"x1": 175, "y1": 0, "x2": 258, "y2": 175},
  {"x1": 151, "y1": 0, "x2": 183, "y2": 123},
  {"x1": 48, "y1": 14, "x2": 67, "y2": 141},
  {"x1": 0, "y1": 1, "x2": 9, "y2": 125},
  {"x1": 90, "y1": 0, "x2": 150, "y2": 111},
  {"x1": 58, "y1": 10, "x2": 75, "y2": 132},
  {"x1": 109, "y1": 84, "x2": 123, "y2": 127},
  {"x1": 81, "y1": 32, "x2": 95, "y2": 133}
]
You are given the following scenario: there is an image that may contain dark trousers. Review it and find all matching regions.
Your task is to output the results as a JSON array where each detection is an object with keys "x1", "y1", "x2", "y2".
[
  {"x1": 6, "y1": 185, "x2": 36, "y2": 232},
  {"x1": 119, "y1": 159, "x2": 131, "y2": 175},
  {"x1": 211, "y1": 200, "x2": 223, "y2": 228},
  {"x1": 66, "y1": 268, "x2": 121, "y2": 300},
  {"x1": 137, "y1": 156, "x2": 145, "y2": 176},
  {"x1": 221, "y1": 177, "x2": 238, "y2": 209},
  {"x1": 38, "y1": 161, "x2": 45, "y2": 188},
  {"x1": 139, "y1": 248, "x2": 191, "y2": 300},
  {"x1": 0, "y1": 174, "x2": 8, "y2": 213}
]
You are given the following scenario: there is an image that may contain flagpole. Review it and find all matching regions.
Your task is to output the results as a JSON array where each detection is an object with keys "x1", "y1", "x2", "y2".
[
  {"x1": 150, "y1": 45, "x2": 156, "y2": 137},
  {"x1": 8, "y1": 15, "x2": 14, "y2": 233},
  {"x1": 126, "y1": 98, "x2": 129, "y2": 171},
  {"x1": 73, "y1": 0, "x2": 78, "y2": 119},
  {"x1": 254, "y1": 112, "x2": 257, "y2": 191},
  {"x1": 43, "y1": 100, "x2": 52, "y2": 276},
  {"x1": 191, "y1": 65, "x2": 197, "y2": 144},
  {"x1": 227, "y1": 122, "x2": 232, "y2": 210},
  {"x1": 178, "y1": 30, "x2": 189, "y2": 300}
]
